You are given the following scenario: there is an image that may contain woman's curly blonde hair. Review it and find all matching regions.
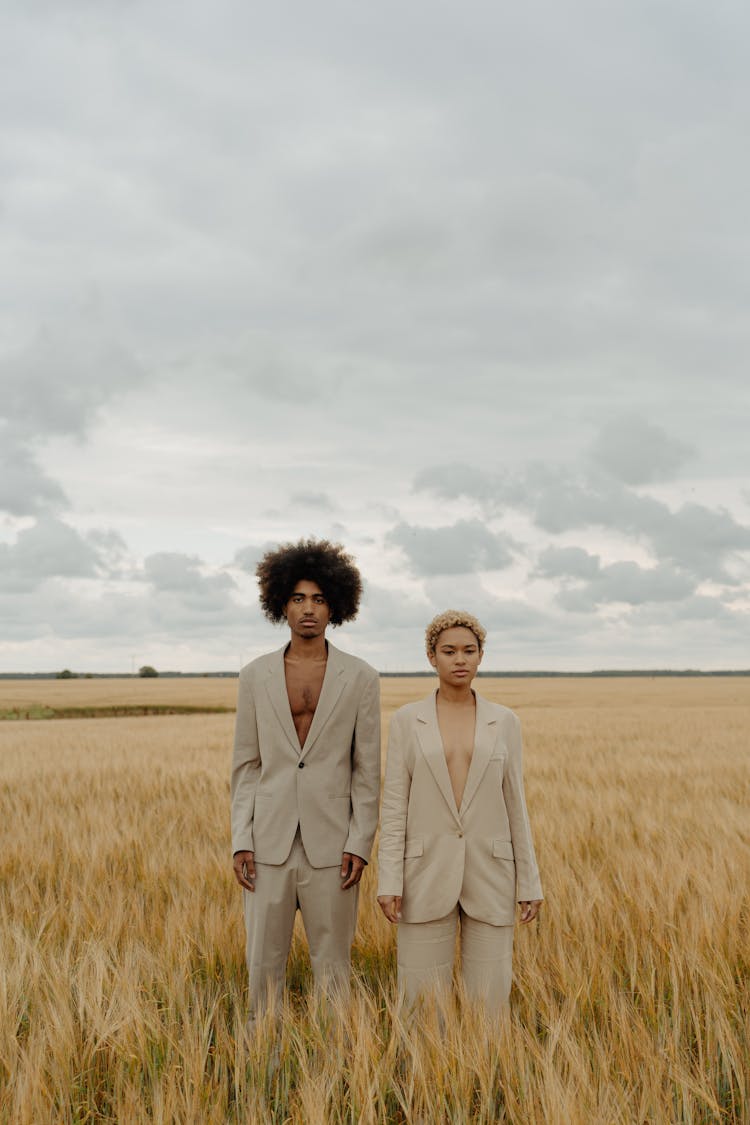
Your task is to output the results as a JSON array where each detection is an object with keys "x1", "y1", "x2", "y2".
[{"x1": 425, "y1": 609, "x2": 486, "y2": 657}]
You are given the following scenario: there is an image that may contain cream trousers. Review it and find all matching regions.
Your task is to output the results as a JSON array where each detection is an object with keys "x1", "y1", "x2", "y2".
[
  {"x1": 243, "y1": 829, "x2": 358, "y2": 1023},
  {"x1": 397, "y1": 905, "x2": 514, "y2": 1017}
]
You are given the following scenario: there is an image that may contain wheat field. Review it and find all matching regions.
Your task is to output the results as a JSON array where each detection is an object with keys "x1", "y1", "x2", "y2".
[{"x1": 1, "y1": 677, "x2": 748, "y2": 1123}]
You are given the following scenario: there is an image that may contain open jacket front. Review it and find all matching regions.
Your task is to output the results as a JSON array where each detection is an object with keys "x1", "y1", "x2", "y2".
[
  {"x1": 377, "y1": 690, "x2": 543, "y2": 926},
  {"x1": 230, "y1": 642, "x2": 381, "y2": 869}
]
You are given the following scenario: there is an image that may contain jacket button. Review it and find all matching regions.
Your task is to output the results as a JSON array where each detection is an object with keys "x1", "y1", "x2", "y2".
[
  {"x1": 457, "y1": 832, "x2": 463, "y2": 838},
  {"x1": 298, "y1": 762, "x2": 305, "y2": 769}
]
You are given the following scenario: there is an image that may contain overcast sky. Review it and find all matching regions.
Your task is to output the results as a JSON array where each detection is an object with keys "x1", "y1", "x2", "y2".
[{"x1": 1, "y1": 0, "x2": 748, "y2": 673}]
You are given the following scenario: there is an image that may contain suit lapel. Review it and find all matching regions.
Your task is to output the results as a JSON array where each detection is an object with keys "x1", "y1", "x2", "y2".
[
  {"x1": 415, "y1": 691, "x2": 463, "y2": 826},
  {"x1": 264, "y1": 647, "x2": 301, "y2": 754},
  {"x1": 299, "y1": 641, "x2": 347, "y2": 759},
  {"x1": 459, "y1": 693, "x2": 498, "y2": 816}
]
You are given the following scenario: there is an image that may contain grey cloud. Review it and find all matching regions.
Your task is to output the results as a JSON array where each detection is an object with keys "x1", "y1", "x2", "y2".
[
  {"x1": 144, "y1": 552, "x2": 237, "y2": 599},
  {"x1": 0, "y1": 518, "x2": 102, "y2": 592},
  {"x1": 624, "y1": 595, "x2": 743, "y2": 630},
  {"x1": 648, "y1": 503, "x2": 750, "y2": 583},
  {"x1": 233, "y1": 545, "x2": 264, "y2": 574},
  {"x1": 411, "y1": 463, "x2": 528, "y2": 515},
  {"x1": 358, "y1": 583, "x2": 433, "y2": 631},
  {"x1": 589, "y1": 414, "x2": 695, "y2": 485},
  {"x1": 2, "y1": 326, "x2": 145, "y2": 440},
  {"x1": 86, "y1": 527, "x2": 129, "y2": 574},
  {"x1": 558, "y1": 561, "x2": 696, "y2": 611},
  {"x1": 0, "y1": 579, "x2": 256, "y2": 647},
  {"x1": 537, "y1": 544, "x2": 697, "y2": 608},
  {"x1": 138, "y1": 552, "x2": 247, "y2": 633},
  {"x1": 417, "y1": 458, "x2": 750, "y2": 585},
  {"x1": 527, "y1": 466, "x2": 657, "y2": 535},
  {"x1": 386, "y1": 519, "x2": 515, "y2": 576},
  {"x1": 2, "y1": 1, "x2": 750, "y2": 671},
  {"x1": 536, "y1": 545, "x2": 601, "y2": 580},
  {"x1": 423, "y1": 575, "x2": 556, "y2": 644},
  {"x1": 0, "y1": 432, "x2": 68, "y2": 516},
  {"x1": 524, "y1": 469, "x2": 750, "y2": 583},
  {"x1": 0, "y1": 324, "x2": 146, "y2": 518},
  {"x1": 290, "y1": 491, "x2": 335, "y2": 510},
  {"x1": 416, "y1": 461, "x2": 503, "y2": 506},
  {"x1": 350, "y1": 211, "x2": 452, "y2": 282}
]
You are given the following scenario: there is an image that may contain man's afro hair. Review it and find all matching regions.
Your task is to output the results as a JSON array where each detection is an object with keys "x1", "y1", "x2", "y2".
[{"x1": 256, "y1": 538, "x2": 363, "y2": 626}]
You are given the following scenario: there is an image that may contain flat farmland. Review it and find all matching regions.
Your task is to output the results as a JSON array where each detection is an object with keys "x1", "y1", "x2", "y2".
[
  {"x1": 1, "y1": 677, "x2": 748, "y2": 1123},
  {"x1": 0, "y1": 676, "x2": 239, "y2": 716}
]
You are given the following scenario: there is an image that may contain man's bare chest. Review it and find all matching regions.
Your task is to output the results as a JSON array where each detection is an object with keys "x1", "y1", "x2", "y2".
[{"x1": 284, "y1": 661, "x2": 327, "y2": 745}]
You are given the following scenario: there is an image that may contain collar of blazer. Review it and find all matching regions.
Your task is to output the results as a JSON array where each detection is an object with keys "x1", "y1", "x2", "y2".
[
  {"x1": 263, "y1": 640, "x2": 349, "y2": 758},
  {"x1": 415, "y1": 689, "x2": 499, "y2": 823}
]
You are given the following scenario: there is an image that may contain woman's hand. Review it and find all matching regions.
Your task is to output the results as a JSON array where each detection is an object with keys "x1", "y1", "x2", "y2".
[
  {"x1": 377, "y1": 895, "x2": 402, "y2": 923},
  {"x1": 519, "y1": 899, "x2": 542, "y2": 924}
]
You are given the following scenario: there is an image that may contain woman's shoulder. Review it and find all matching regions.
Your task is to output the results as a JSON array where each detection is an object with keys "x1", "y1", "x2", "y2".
[
  {"x1": 475, "y1": 693, "x2": 521, "y2": 727},
  {"x1": 391, "y1": 693, "x2": 435, "y2": 724}
]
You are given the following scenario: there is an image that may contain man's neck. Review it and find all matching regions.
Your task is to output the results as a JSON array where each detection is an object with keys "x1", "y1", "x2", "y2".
[{"x1": 285, "y1": 634, "x2": 328, "y2": 662}]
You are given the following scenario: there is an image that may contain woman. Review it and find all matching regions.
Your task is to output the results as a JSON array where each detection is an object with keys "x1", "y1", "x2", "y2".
[{"x1": 377, "y1": 610, "x2": 543, "y2": 1016}]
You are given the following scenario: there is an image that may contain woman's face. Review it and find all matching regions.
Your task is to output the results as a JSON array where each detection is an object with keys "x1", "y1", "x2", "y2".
[{"x1": 429, "y1": 626, "x2": 483, "y2": 686}]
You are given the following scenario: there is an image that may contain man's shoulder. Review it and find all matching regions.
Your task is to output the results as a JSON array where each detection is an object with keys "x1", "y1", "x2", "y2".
[
  {"x1": 329, "y1": 642, "x2": 379, "y2": 681},
  {"x1": 238, "y1": 646, "x2": 284, "y2": 681}
]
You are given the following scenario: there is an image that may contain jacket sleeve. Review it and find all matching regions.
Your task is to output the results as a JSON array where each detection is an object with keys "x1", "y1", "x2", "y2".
[
  {"x1": 230, "y1": 667, "x2": 261, "y2": 855},
  {"x1": 343, "y1": 667, "x2": 381, "y2": 862},
  {"x1": 503, "y1": 712, "x2": 543, "y2": 903},
  {"x1": 376, "y1": 708, "x2": 411, "y2": 898}
]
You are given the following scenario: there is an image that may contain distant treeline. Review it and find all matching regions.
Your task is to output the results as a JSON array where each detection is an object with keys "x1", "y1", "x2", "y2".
[{"x1": 1, "y1": 669, "x2": 749, "y2": 680}]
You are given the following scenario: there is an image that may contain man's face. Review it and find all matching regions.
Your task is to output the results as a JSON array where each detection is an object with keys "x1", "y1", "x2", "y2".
[
  {"x1": 428, "y1": 626, "x2": 483, "y2": 686},
  {"x1": 284, "y1": 580, "x2": 331, "y2": 639}
]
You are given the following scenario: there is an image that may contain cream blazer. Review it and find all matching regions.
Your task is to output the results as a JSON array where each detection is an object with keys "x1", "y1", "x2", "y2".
[
  {"x1": 377, "y1": 690, "x2": 543, "y2": 926},
  {"x1": 231, "y1": 642, "x2": 381, "y2": 868}
]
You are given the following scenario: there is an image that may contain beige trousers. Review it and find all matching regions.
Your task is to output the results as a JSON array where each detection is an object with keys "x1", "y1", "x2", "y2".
[
  {"x1": 243, "y1": 829, "x2": 358, "y2": 1023},
  {"x1": 397, "y1": 905, "x2": 514, "y2": 1017}
]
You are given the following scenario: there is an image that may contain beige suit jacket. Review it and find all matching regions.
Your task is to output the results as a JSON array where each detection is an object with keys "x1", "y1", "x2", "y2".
[
  {"x1": 231, "y1": 642, "x2": 381, "y2": 868},
  {"x1": 377, "y1": 690, "x2": 543, "y2": 926}
]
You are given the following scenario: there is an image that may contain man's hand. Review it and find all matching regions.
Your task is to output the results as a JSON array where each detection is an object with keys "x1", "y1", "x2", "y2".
[
  {"x1": 233, "y1": 850, "x2": 256, "y2": 891},
  {"x1": 340, "y1": 852, "x2": 366, "y2": 889},
  {"x1": 377, "y1": 895, "x2": 402, "y2": 923},
  {"x1": 519, "y1": 899, "x2": 542, "y2": 923}
]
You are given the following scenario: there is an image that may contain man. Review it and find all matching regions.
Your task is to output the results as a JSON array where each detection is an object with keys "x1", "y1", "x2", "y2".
[{"x1": 231, "y1": 538, "x2": 381, "y2": 1025}]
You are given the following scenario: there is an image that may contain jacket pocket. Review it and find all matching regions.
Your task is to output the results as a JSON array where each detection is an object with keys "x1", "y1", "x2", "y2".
[
  {"x1": 404, "y1": 837, "x2": 424, "y2": 858},
  {"x1": 492, "y1": 839, "x2": 514, "y2": 860}
]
